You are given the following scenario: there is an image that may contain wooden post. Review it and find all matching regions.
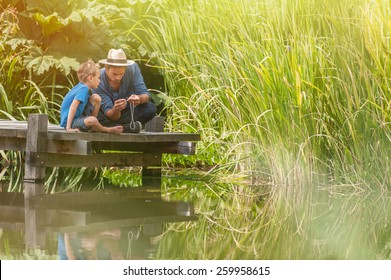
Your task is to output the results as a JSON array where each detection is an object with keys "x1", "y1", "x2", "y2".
[
  {"x1": 143, "y1": 223, "x2": 163, "y2": 236},
  {"x1": 142, "y1": 116, "x2": 165, "y2": 188},
  {"x1": 24, "y1": 114, "x2": 48, "y2": 187},
  {"x1": 24, "y1": 114, "x2": 48, "y2": 248},
  {"x1": 144, "y1": 116, "x2": 165, "y2": 132}
]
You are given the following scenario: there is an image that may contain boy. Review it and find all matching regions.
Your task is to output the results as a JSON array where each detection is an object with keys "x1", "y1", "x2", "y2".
[{"x1": 60, "y1": 59, "x2": 123, "y2": 134}]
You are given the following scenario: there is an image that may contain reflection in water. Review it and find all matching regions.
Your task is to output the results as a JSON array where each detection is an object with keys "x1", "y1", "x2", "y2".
[
  {"x1": 0, "y1": 187, "x2": 197, "y2": 260},
  {"x1": 1, "y1": 177, "x2": 391, "y2": 260},
  {"x1": 157, "y1": 181, "x2": 391, "y2": 260},
  {"x1": 58, "y1": 227, "x2": 153, "y2": 260}
]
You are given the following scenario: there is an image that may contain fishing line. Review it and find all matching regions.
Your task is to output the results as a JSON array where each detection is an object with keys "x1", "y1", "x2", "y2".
[
  {"x1": 129, "y1": 101, "x2": 136, "y2": 130},
  {"x1": 126, "y1": 230, "x2": 134, "y2": 259}
]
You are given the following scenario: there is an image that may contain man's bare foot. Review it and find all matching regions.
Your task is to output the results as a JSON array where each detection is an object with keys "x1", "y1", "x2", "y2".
[{"x1": 107, "y1": 126, "x2": 123, "y2": 134}]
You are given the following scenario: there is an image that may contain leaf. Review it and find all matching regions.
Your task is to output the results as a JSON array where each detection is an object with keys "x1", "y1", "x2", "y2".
[
  {"x1": 0, "y1": 109, "x2": 17, "y2": 121},
  {"x1": 23, "y1": 45, "x2": 79, "y2": 75},
  {"x1": 32, "y1": 11, "x2": 82, "y2": 36},
  {"x1": 5, "y1": 38, "x2": 32, "y2": 50},
  {"x1": 24, "y1": 53, "x2": 57, "y2": 75},
  {"x1": 65, "y1": 11, "x2": 82, "y2": 24},
  {"x1": 24, "y1": 0, "x2": 78, "y2": 18},
  {"x1": 56, "y1": 56, "x2": 79, "y2": 76},
  {"x1": 32, "y1": 12, "x2": 65, "y2": 36},
  {"x1": 0, "y1": 83, "x2": 13, "y2": 113}
]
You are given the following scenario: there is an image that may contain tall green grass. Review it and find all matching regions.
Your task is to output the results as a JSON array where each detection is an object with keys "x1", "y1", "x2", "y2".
[{"x1": 143, "y1": 0, "x2": 391, "y2": 190}]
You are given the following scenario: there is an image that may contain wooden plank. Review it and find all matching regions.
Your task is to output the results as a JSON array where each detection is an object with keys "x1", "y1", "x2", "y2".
[
  {"x1": 0, "y1": 120, "x2": 59, "y2": 138},
  {"x1": 31, "y1": 191, "x2": 197, "y2": 233},
  {"x1": 0, "y1": 222, "x2": 25, "y2": 231},
  {"x1": 0, "y1": 205, "x2": 25, "y2": 222},
  {"x1": 0, "y1": 192, "x2": 24, "y2": 205},
  {"x1": 0, "y1": 127, "x2": 27, "y2": 138},
  {"x1": 0, "y1": 118, "x2": 200, "y2": 146},
  {"x1": 0, "y1": 120, "x2": 60, "y2": 130},
  {"x1": 0, "y1": 135, "x2": 196, "y2": 154},
  {"x1": 79, "y1": 200, "x2": 196, "y2": 222},
  {"x1": 58, "y1": 215, "x2": 198, "y2": 233},
  {"x1": 0, "y1": 115, "x2": 200, "y2": 184},
  {"x1": 0, "y1": 137, "x2": 26, "y2": 151},
  {"x1": 29, "y1": 152, "x2": 161, "y2": 167},
  {"x1": 46, "y1": 139, "x2": 92, "y2": 155},
  {"x1": 92, "y1": 141, "x2": 196, "y2": 155},
  {"x1": 0, "y1": 206, "x2": 89, "y2": 228},
  {"x1": 40, "y1": 209, "x2": 90, "y2": 227},
  {"x1": 31, "y1": 189, "x2": 162, "y2": 209},
  {"x1": 0, "y1": 127, "x2": 201, "y2": 144},
  {"x1": 46, "y1": 130, "x2": 201, "y2": 143},
  {"x1": 31, "y1": 192, "x2": 194, "y2": 218}
]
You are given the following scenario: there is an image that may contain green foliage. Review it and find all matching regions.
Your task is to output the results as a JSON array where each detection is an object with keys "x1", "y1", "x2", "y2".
[
  {"x1": 0, "y1": 6, "x2": 44, "y2": 120},
  {"x1": 0, "y1": 151, "x2": 24, "y2": 192},
  {"x1": 0, "y1": 0, "x2": 164, "y2": 123},
  {"x1": 101, "y1": 167, "x2": 142, "y2": 187},
  {"x1": 11, "y1": 0, "x2": 113, "y2": 66},
  {"x1": 143, "y1": 0, "x2": 391, "y2": 189}
]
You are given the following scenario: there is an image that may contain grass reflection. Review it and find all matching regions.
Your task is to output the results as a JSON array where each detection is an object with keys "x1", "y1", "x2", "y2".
[{"x1": 157, "y1": 179, "x2": 391, "y2": 260}]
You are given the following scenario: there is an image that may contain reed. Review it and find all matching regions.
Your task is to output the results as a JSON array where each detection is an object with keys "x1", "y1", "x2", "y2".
[{"x1": 143, "y1": 0, "x2": 391, "y2": 189}]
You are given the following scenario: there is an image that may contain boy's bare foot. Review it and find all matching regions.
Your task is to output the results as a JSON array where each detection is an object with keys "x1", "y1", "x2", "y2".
[{"x1": 107, "y1": 125, "x2": 123, "y2": 134}]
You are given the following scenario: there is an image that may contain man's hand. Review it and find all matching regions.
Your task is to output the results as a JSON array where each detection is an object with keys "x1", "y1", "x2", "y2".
[
  {"x1": 113, "y1": 98, "x2": 127, "y2": 111},
  {"x1": 127, "y1": 94, "x2": 141, "y2": 106},
  {"x1": 107, "y1": 99, "x2": 127, "y2": 121}
]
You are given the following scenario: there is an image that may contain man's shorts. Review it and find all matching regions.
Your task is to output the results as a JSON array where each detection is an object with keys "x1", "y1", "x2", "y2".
[{"x1": 70, "y1": 101, "x2": 95, "y2": 132}]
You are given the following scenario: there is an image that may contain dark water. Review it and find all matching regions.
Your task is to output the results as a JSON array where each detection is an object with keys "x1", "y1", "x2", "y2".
[{"x1": 0, "y1": 181, "x2": 197, "y2": 260}]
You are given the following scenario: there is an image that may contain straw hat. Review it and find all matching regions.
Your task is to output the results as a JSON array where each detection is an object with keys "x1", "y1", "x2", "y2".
[{"x1": 99, "y1": 49, "x2": 135, "y2": 66}]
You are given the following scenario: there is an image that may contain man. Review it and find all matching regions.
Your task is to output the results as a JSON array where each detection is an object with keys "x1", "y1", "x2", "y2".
[{"x1": 93, "y1": 49, "x2": 157, "y2": 133}]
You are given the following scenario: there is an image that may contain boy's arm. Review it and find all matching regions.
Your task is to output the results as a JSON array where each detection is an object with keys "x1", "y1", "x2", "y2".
[{"x1": 66, "y1": 99, "x2": 81, "y2": 132}]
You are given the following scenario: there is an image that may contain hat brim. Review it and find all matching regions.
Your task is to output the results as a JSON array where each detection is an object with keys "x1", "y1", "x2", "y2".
[{"x1": 98, "y1": 59, "x2": 135, "y2": 66}]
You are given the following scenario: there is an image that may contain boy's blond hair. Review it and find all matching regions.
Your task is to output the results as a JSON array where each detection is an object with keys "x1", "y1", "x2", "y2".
[{"x1": 77, "y1": 59, "x2": 100, "y2": 83}]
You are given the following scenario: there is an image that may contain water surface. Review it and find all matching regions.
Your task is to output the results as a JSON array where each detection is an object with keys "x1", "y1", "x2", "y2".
[{"x1": 1, "y1": 172, "x2": 390, "y2": 260}]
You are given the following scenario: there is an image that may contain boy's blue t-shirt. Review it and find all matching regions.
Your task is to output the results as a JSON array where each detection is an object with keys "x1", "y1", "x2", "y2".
[{"x1": 60, "y1": 82, "x2": 90, "y2": 127}]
